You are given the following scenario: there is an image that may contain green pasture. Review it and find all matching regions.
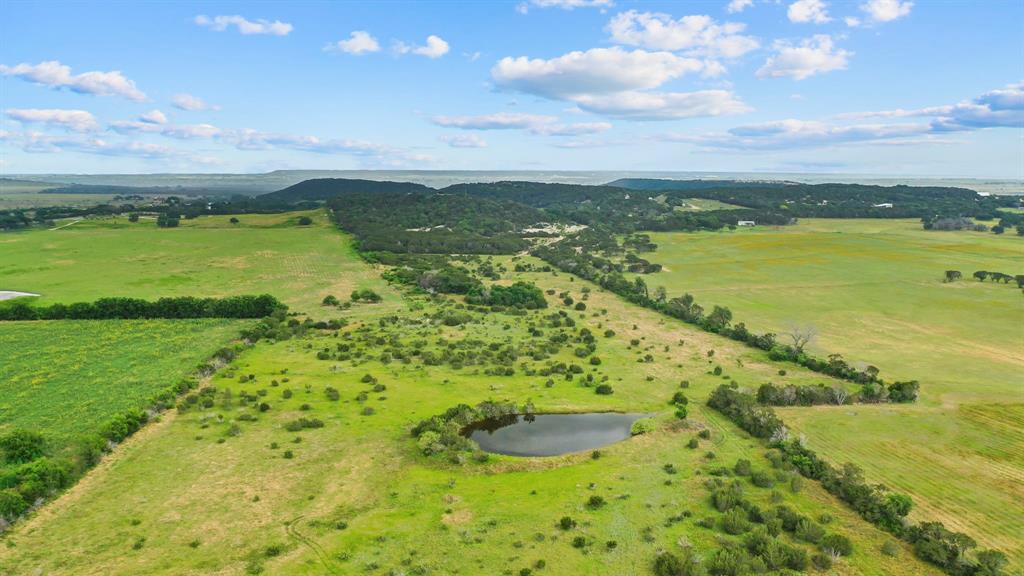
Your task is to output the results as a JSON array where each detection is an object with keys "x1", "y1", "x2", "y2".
[
  {"x1": 0, "y1": 209, "x2": 397, "y2": 314},
  {"x1": 636, "y1": 219, "x2": 1024, "y2": 564}
]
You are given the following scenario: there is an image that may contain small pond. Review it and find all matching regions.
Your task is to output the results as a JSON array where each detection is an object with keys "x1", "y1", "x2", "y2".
[{"x1": 463, "y1": 412, "x2": 650, "y2": 457}]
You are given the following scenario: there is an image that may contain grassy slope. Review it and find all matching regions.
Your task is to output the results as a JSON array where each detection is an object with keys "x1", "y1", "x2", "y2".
[
  {"x1": 0, "y1": 254, "x2": 941, "y2": 576},
  {"x1": 0, "y1": 209, "x2": 396, "y2": 314},
  {"x1": 0, "y1": 319, "x2": 243, "y2": 470},
  {"x1": 637, "y1": 219, "x2": 1024, "y2": 564}
]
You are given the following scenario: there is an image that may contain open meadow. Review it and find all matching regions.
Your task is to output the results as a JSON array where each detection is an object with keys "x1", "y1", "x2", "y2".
[
  {"x1": 0, "y1": 250, "x2": 942, "y2": 576},
  {"x1": 0, "y1": 210, "x2": 396, "y2": 314},
  {"x1": 637, "y1": 219, "x2": 1024, "y2": 564}
]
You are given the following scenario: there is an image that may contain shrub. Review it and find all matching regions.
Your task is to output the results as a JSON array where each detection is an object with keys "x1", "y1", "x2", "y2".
[
  {"x1": 821, "y1": 533, "x2": 853, "y2": 556},
  {"x1": 0, "y1": 430, "x2": 46, "y2": 463},
  {"x1": 881, "y1": 540, "x2": 900, "y2": 557},
  {"x1": 284, "y1": 418, "x2": 324, "y2": 432},
  {"x1": 559, "y1": 516, "x2": 576, "y2": 530},
  {"x1": 750, "y1": 471, "x2": 775, "y2": 488},
  {"x1": 0, "y1": 488, "x2": 29, "y2": 520},
  {"x1": 795, "y1": 518, "x2": 826, "y2": 544},
  {"x1": 630, "y1": 418, "x2": 655, "y2": 436},
  {"x1": 733, "y1": 459, "x2": 752, "y2": 476},
  {"x1": 324, "y1": 387, "x2": 340, "y2": 401},
  {"x1": 595, "y1": 384, "x2": 614, "y2": 395},
  {"x1": 687, "y1": 438, "x2": 699, "y2": 449},
  {"x1": 587, "y1": 495, "x2": 606, "y2": 509},
  {"x1": 571, "y1": 536, "x2": 587, "y2": 549},
  {"x1": 720, "y1": 508, "x2": 751, "y2": 535},
  {"x1": 811, "y1": 553, "x2": 833, "y2": 570}
]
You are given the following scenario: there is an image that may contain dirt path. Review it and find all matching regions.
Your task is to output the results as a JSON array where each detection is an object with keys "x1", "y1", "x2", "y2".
[{"x1": 48, "y1": 219, "x2": 82, "y2": 231}]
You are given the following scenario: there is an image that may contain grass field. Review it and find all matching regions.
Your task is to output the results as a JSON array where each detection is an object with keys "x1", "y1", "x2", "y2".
[
  {"x1": 0, "y1": 319, "x2": 243, "y2": 468},
  {"x1": 0, "y1": 210, "x2": 397, "y2": 314},
  {"x1": 0, "y1": 262, "x2": 941, "y2": 575},
  {"x1": 637, "y1": 219, "x2": 1024, "y2": 565}
]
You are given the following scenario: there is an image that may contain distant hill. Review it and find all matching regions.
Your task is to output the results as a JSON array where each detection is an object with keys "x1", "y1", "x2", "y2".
[
  {"x1": 606, "y1": 178, "x2": 796, "y2": 191},
  {"x1": 258, "y1": 178, "x2": 435, "y2": 203}
]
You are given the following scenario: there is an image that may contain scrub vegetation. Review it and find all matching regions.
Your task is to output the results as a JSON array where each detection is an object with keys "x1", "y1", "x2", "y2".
[{"x1": 0, "y1": 177, "x2": 1018, "y2": 575}]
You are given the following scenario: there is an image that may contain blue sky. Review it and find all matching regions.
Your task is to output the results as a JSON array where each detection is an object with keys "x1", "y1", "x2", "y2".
[{"x1": 1, "y1": 0, "x2": 1021, "y2": 177}]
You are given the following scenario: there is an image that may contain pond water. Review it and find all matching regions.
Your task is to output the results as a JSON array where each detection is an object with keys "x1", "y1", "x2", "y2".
[{"x1": 464, "y1": 412, "x2": 649, "y2": 457}]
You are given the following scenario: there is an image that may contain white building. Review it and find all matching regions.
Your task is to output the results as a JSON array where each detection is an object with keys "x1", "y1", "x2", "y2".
[{"x1": 737, "y1": 221, "x2": 756, "y2": 227}]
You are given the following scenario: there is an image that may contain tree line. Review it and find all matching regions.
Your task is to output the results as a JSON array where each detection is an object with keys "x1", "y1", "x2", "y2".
[
  {"x1": 533, "y1": 229, "x2": 894, "y2": 388},
  {"x1": 707, "y1": 384, "x2": 1007, "y2": 576},
  {"x1": 0, "y1": 295, "x2": 284, "y2": 321}
]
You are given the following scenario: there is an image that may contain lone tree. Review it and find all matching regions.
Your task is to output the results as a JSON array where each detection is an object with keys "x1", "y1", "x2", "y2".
[
  {"x1": 943, "y1": 270, "x2": 962, "y2": 283},
  {"x1": 784, "y1": 324, "x2": 817, "y2": 354}
]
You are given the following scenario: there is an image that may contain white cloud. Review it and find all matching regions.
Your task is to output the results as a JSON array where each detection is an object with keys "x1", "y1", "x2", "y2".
[
  {"x1": 573, "y1": 90, "x2": 751, "y2": 120},
  {"x1": 727, "y1": 0, "x2": 754, "y2": 14},
  {"x1": 440, "y1": 134, "x2": 488, "y2": 148},
  {"x1": 230, "y1": 129, "x2": 433, "y2": 166},
  {"x1": 109, "y1": 119, "x2": 222, "y2": 139},
  {"x1": 672, "y1": 82, "x2": 1023, "y2": 150},
  {"x1": 5, "y1": 108, "x2": 100, "y2": 132},
  {"x1": 194, "y1": 15, "x2": 293, "y2": 36},
  {"x1": 607, "y1": 10, "x2": 759, "y2": 59},
  {"x1": 492, "y1": 46, "x2": 748, "y2": 121},
  {"x1": 787, "y1": 0, "x2": 831, "y2": 23},
  {"x1": 756, "y1": 35, "x2": 851, "y2": 80},
  {"x1": 493, "y1": 47, "x2": 705, "y2": 100},
  {"x1": 860, "y1": 0, "x2": 912, "y2": 23},
  {"x1": 162, "y1": 123, "x2": 223, "y2": 139},
  {"x1": 841, "y1": 81, "x2": 1024, "y2": 130},
  {"x1": 431, "y1": 112, "x2": 612, "y2": 135},
  {"x1": 0, "y1": 60, "x2": 146, "y2": 101},
  {"x1": 327, "y1": 31, "x2": 380, "y2": 55},
  {"x1": 139, "y1": 110, "x2": 167, "y2": 125},
  {"x1": 3, "y1": 130, "x2": 209, "y2": 160},
  {"x1": 171, "y1": 93, "x2": 220, "y2": 111},
  {"x1": 394, "y1": 35, "x2": 450, "y2": 58},
  {"x1": 844, "y1": 16, "x2": 862, "y2": 27},
  {"x1": 676, "y1": 119, "x2": 931, "y2": 149}
]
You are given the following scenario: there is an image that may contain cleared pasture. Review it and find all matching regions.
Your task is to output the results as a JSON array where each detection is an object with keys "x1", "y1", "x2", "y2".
[
  {"x1": 638, "y1": 219, "x2": 1024, "y2": 565},
  {"x1": 0, "y1": 209, "x2": 397, "y2": 314}
]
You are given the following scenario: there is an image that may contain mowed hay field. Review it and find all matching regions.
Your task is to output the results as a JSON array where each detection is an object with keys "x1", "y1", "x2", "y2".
[
  {"x1": 639, "y1": 219, "x2": 1024, "y2": 564},
  {"x1": 0, "y1": 209, "x2": 396, "y2": 314},
  {"x1": 0, "y1": 319, "x2": 243, "y2": 467},
  {"x1": 0, "y1": 263, "x2": 942, "y2": 576}
]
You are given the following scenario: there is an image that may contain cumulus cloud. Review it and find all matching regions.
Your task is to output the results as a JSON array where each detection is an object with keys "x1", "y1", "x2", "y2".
[
  {"x1": 139, "y1": 110, "x2": 167, "y2": 125},
  {"x1": 5, "y1": 108, "x2": 100, "y2": 132},
  {"x1": 573, "y1": 90, "x2": 752, "y2": 120},
  {"x1": 393, "y1": 35, "x2": 450, "y2": 58},
  {"x1": 327, "y1": 31, "x2": 380, "y2": 55},
  {"x1": 787, "y1": 0, "x2": 831, "y2": 23},
  {"x1": 194, "y1": 15, "x2": 293, "y2": 36},
  {"x1": 726, "y1": 0, "x2": 754, "y2": 14},
  {"x1": 756, "y1": 35, "x2": 851, "y2": 80},
  {"x1": 431, "y1": 112, "x2": 612, "y2": 135},
  {"x1": 672, "y1": 82, "x2": 1022, "y2": 150},
  {"x1": 491, "y1": 47, "x2": 747, "y2": 121},
  {"x1": 842, "y1": 81, "x2": 1024, "y2": 130},
  {"x1": 607, "y1": 11, "x2": 758, "y2": 59},
  {"x1": 860, "y1": 0, "x2": 912, "y2": 23},
  {"x1": 493, "y1": 47, "x2": 705, "y2": 100},
  {"x1": 440, "y1": 134, "x2": 488, "y2": 148},
  {"x1": 0, "y1": 60, "x2": 146, "y2": 101},
  {"x1": 172, "y1": 93, "x2": 220, "y2": 111}
]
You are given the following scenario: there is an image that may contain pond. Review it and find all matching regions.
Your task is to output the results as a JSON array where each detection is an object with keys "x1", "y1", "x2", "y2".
[{"x1": 463, "y1": 412, "x2": 650, "y2": 457}]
